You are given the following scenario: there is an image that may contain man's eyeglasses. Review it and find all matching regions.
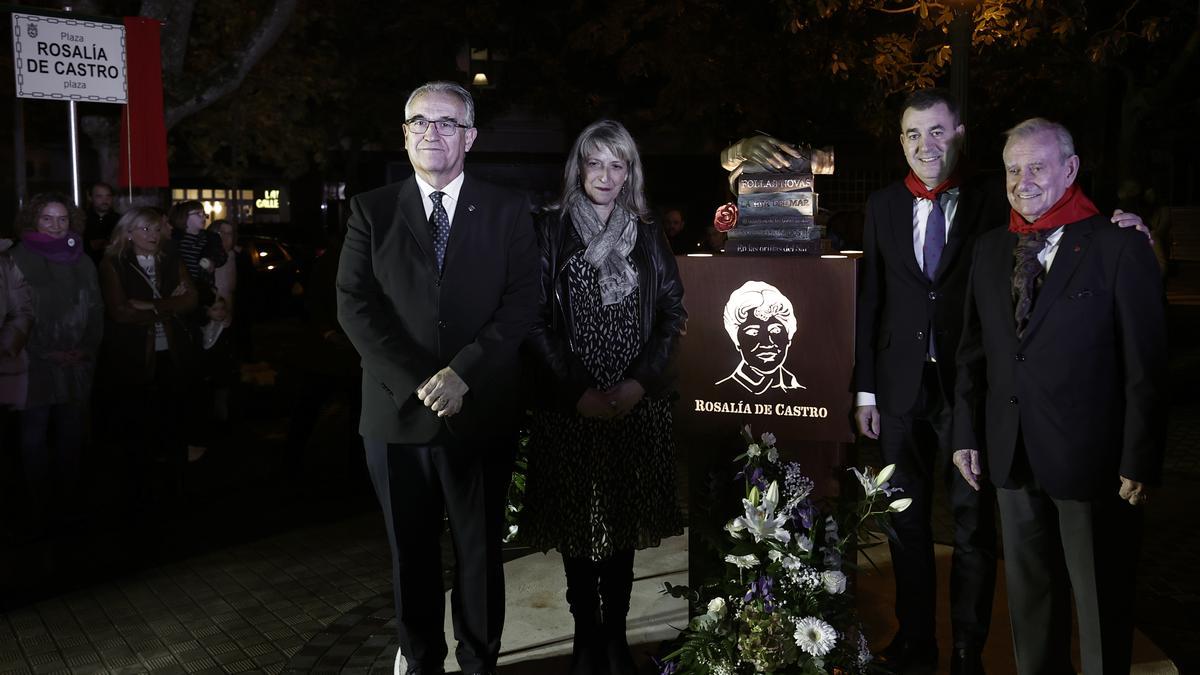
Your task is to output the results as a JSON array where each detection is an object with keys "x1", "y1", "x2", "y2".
[{"x1": 405, "y1": 118, "x2": 471, "y2": 136}]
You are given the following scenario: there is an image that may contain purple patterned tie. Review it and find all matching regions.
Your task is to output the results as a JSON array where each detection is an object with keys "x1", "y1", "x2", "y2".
[
  {"x1": 923, "y1": 196, "x2": 946, "y2": 358},
  {"x1": 429, "y1": 191, "x2": 450, "y2": 271},
  {"x1": 922, "y1": 195, "x2": 945, "y2": 281}
]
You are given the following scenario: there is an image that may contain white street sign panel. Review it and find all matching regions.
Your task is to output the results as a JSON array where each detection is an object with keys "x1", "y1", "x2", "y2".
[{"x1": 11, "y1": 12, "x2": 126, "y2": 103}]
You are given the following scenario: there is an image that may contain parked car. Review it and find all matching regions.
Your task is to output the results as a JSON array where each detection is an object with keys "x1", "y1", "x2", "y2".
[{"x1": 239, "y1": 235, "x2": 308, "y2": 319}]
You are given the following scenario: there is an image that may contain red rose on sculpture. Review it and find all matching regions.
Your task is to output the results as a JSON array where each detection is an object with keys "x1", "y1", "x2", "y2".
[{"x1": 713, "y1": 202, "x2": 738, "y2": 232}]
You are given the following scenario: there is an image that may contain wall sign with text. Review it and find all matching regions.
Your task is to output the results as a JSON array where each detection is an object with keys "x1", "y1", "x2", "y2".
[
  {"x1": 11, "y1": 12, "x2": 127, "y2": 102},
  {"x1": 675, "y1": 256, "x2": 857, "y2": 443}
]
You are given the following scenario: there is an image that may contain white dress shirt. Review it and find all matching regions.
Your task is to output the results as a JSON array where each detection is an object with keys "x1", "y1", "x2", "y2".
[
  {"x1": 414, "y1": 172, "x2": 465, "y2": 228},
  {"x1": 911, "y1": 188, "x2": 960, "y2": 273}
]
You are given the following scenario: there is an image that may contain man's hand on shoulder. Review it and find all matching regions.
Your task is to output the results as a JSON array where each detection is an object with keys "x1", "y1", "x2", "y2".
[
  {"x1": 1111, "y1": 209, "x2": 1153, "y2": 244},
  {"x1": 854, "y1": 405, "x2": 880, "y2": 440},
  {"x1": 953, "y1": 449, "x2": 983, "y2": 491},
  {"x1": 417, "y1": 367, "x2": 469, "y2": 418}
]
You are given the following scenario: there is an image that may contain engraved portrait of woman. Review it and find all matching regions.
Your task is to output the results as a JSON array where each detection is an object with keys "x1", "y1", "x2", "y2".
[{"x1": 715, "y1": 280, "x2": 805, "y2": 396}]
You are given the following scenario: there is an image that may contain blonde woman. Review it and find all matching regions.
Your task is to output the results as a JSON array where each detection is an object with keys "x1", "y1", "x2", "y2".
[
  {"x1": 523, "y1": 120, "x2": 686, "y2": 674},
  {"x1": 99, "y1": 207, "x2": 197, "y2": 503}
]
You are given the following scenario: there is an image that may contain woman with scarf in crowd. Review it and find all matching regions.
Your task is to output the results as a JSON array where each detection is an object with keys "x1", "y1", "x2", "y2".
[
  {"x1": 9, "y1": 194, "x2": 104, "y2": 527},
  {"x1": 99, "y1": 207, "x2": 198, "y2": 506},
  {"x1": 523, "y1": 120, "x2": 686, "y2": 675}
]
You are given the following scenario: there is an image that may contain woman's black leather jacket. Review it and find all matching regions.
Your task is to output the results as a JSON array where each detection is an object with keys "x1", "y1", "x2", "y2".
[{"x1": 524, "y1": 209, "x2": 687, "y2": 412}]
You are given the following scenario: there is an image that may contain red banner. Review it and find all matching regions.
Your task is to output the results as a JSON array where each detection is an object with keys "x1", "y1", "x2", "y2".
[{"x1": 118, "y1": 16, "x2": 169, "y2": 188}]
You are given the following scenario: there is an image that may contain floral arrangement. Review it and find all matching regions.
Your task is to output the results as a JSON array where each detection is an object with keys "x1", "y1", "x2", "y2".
[{"x1": 659, "y1": 428, "x2": 910, "y2": 674}]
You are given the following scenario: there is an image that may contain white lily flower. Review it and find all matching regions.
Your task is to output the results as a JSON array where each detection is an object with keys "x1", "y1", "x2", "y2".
[
  {"x1": 731, "y1": 491, "x2": 792, "y2": 545},
  {"x1": 889, "y1": 497, "x2": 913, "y2": 512},
  {"x1": 765, "y1": 481, "x2": 780, "y2": 510},
  {"x1": 850, "y1": 467, "x2": 880, "y2": 497},
  {"x1": 875, "y1": 464, "x2": 896, "y2": 486}
]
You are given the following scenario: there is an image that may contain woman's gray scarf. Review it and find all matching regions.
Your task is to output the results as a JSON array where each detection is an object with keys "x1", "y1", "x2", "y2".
[{"x1": 568, "y1": 195, "x2": 639, "y2": 306}]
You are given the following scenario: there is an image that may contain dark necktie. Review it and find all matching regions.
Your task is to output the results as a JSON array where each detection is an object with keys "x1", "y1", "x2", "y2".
[
  {"x1": 429, "y1": 191, "x2": 450, "y2": 271},
  {"x1": 923, "y1": 196, "x2": 946, "y2": 358},
  {"x1": 922, "y1": 195, "x2": 946, "y2": 281},
  {"x1": 1012, "y1": 231, "x2": 1049, "y2": 339}
]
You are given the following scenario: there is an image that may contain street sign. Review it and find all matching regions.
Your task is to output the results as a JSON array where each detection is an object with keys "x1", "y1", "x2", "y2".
[{"x1": 11, "y1": 12, "x2": 126, "y2": 103}]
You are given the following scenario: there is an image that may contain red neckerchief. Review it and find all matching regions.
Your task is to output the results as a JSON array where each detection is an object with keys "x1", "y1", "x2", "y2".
[
  {"x1": 1008, "y1": 184, "x2": 1100, "y2": 234},
  {"x1": 903, "y1": 170, "x2": 961, "y2": 202}
]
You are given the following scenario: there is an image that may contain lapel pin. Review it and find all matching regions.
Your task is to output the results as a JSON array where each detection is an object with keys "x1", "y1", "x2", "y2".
[{"x1": 468, "y1": 204, "x2": 476, "y2": 212}]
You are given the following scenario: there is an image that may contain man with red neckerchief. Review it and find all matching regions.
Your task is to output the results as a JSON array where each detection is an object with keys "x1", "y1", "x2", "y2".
[
  {"x1": 851, "y1": 89, "x2": 1003, "y2": 675},
  {"x1": 951, "y1": 118, "x2": 1165, "y2": 674}
]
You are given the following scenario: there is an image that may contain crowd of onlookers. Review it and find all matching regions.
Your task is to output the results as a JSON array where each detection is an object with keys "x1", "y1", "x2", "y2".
[{"x1": 0, "y1": 183, "x2": 248, "y2": 534}]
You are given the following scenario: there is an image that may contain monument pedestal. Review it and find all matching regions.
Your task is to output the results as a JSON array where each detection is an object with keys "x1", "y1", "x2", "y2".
[{"x1": 673, "y1": 254, "x2": 859, "y2": 588}]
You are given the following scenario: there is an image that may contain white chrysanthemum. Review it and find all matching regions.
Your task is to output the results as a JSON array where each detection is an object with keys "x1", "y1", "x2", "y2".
[
  {"x1": 794, "y1": 616, "x2": 838, "y2": 657},
  {"x1": 822, "y1": 570, "x2": 847, "y2": 594},
  {"x1": 724, "y1": 553, "x2": 759, "y2": 569}
]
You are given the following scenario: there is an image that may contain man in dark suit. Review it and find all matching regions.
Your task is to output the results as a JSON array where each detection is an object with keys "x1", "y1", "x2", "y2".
[
  {"x1": 952, "y1": 118, "x2": 1165, "y2": 675},
  {"x1": 336, "y1": 81, "x2": 539, "y2": 675},
  {"x1": 852, "y1": 89, "x2": 1000, "y2": 674}
]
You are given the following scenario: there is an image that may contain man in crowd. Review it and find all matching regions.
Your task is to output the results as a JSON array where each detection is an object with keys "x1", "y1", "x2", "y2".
[
  {"x1": 662, "y1": 207, "x2": 691, "y2": 254},
  {"x1": 952, "y1": 117, "x2": 1165, "y2": 674},
  {"x1": 336, "y1": 80, "x2": 539, "y2": 675},
  {"x1": 84, "y1": 182, "x2": 119, "y2": 265}
]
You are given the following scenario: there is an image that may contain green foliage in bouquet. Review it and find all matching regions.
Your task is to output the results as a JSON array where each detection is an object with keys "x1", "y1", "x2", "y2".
[
  {"x1": 659, "y1": 427, "x2": 911, "y2": 674},
  {"x1": 504, "y1": 429, "x2": 529, "y2": 544}
]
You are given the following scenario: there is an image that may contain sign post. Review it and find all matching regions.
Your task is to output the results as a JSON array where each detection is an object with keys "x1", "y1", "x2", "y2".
[{"x1": 10, "y1": 10, "x2": 127, "y2": 204}]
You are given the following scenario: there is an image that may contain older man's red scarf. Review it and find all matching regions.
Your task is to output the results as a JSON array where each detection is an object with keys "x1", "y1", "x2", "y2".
[{"x1": 1008, "y1": 184, "x2": 1099, "y2": 234}]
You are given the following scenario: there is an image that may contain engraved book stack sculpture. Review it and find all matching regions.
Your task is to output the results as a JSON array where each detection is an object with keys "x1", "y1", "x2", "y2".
[{"x1": 727, "y1": 147, "x2": 835, "y2": 256}]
